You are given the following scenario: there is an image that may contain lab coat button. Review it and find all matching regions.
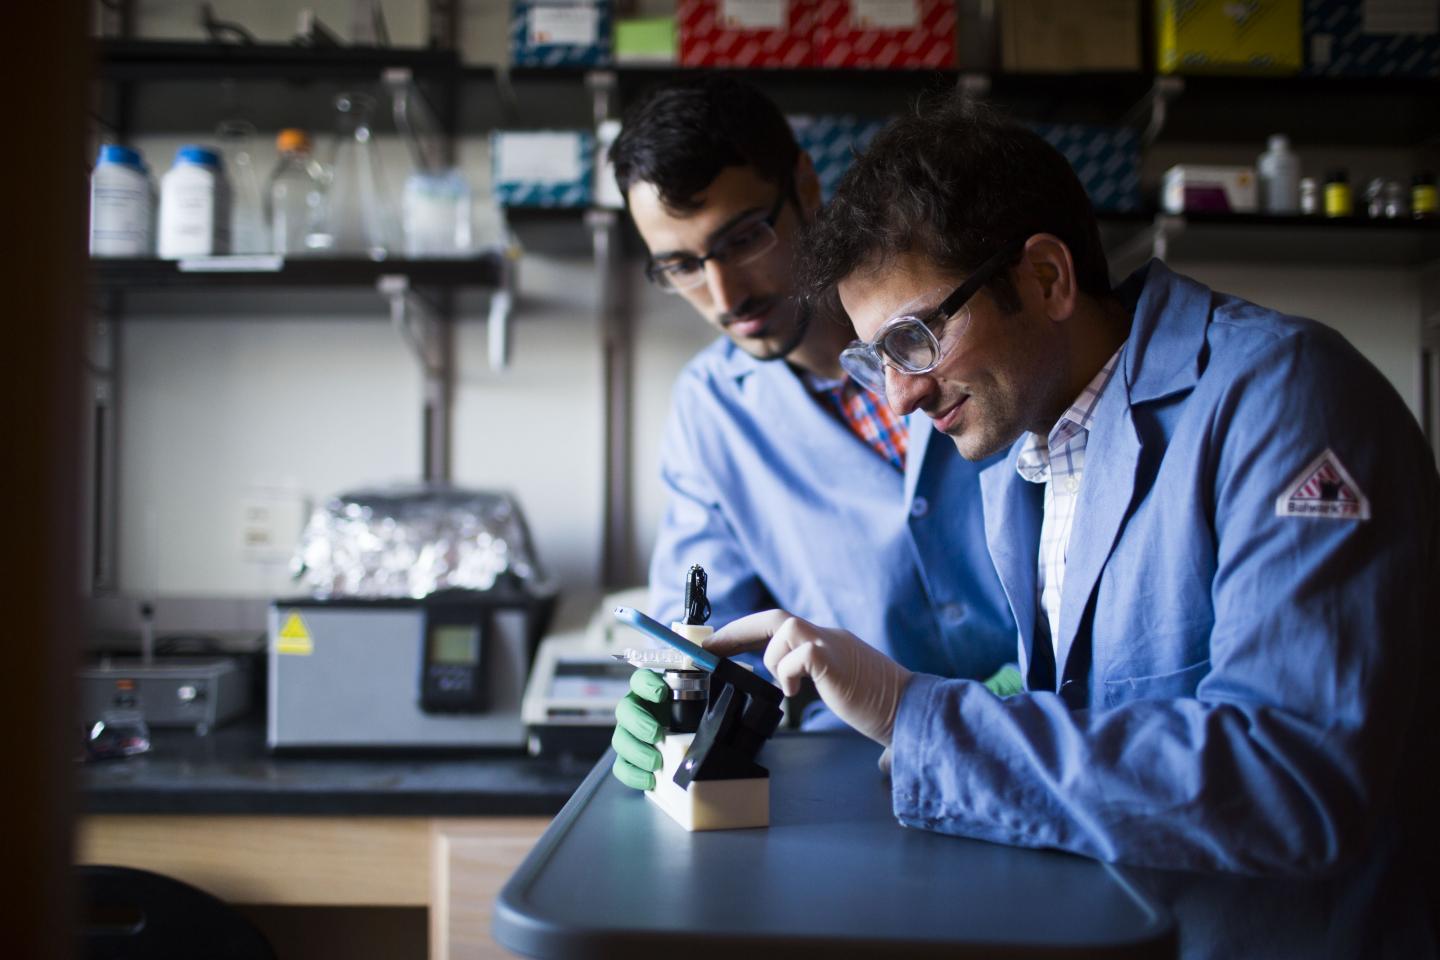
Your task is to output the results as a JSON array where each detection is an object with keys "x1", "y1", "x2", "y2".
[
  {"x1": 1065, "y1": 476, "x2": 1079, "y2": 493},
  {"x1": 910, "y1": 496, "x2": 929, "y2": 518}
]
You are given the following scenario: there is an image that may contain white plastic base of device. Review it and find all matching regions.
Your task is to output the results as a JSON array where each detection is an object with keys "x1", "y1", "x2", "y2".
[{"x1": 645, "y1": 732, "x2": 769, "y2": 831}]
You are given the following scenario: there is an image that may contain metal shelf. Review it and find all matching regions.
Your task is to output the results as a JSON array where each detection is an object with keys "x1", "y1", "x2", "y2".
[
  {"x1": 90, "y1": 254, "x2": 503, "y2": 290},
  {"x1": 94, "y1": 42, "x2": 1440, "y2": 147},
  {"x1": 96, "y1": 39, "x2": 460, "y2": 82},
  {"x1": 1150, "y1": 73, "x2": 1440, "y2": 147},
  {"x1": 1105, "y1": 212, "x2": 1440, "y2": 276}
]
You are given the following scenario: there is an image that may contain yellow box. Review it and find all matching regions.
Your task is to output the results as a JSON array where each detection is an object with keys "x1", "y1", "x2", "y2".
[{"x1": 1156, "y1": 0, "x2": 1301, "y2": 75}]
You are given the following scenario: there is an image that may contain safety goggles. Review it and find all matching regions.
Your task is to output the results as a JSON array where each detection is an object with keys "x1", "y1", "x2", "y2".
[
  {"x1": 838, "y1": 238, "x2": 1027, "y2": 397},
  {"x1": 645, "y1": 188, "x2": 789, "y2": 293}
]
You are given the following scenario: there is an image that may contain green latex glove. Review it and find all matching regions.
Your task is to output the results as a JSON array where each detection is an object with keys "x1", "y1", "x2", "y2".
[
  {"x1": 611, "y1": 668, "x2": 670, "y2": 791},
  {"x1": 983, "y1": 664, "x2": 1024, "y2": 697}
]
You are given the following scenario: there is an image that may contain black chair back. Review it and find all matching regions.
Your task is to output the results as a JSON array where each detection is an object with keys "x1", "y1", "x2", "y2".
[{"x1": 79, "y1": 865, "x2": 276, "y2": 960}]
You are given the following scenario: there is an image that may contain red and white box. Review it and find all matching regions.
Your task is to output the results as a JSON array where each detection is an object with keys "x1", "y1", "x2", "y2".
[
  {"x1": 814, "y1": 0, "x2": 956, "y2": 68},
  {"x1": 678, "y1": 0, "x2": 814, "y2": 68}
]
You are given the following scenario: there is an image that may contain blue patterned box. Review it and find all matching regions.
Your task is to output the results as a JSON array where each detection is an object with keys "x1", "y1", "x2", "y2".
[
  {"x1": 511, "y1": 1, "x2": 612, "y2": 67},
  {"x1": 491, "y1": 130, "x2": 595, "y2": 208},
  {"x1": 788, "y1": 115, "x2": 890, "y2": 202},
  {"x1": 1303, "y1": 0, "x2": 1439, "y2": 77},
  {"x1": 1027, "y1": 123, "x2": 1141, "y2": 213}
]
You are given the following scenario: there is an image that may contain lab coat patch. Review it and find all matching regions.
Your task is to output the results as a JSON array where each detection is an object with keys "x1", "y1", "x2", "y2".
[{"x1": 1275, "y1": 449, "x2": 1370, "y2": 521}]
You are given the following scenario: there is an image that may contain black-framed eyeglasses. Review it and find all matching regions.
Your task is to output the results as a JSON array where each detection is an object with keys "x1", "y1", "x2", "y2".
[
  {"x1": 645, "y1": 188, "x2": 789, "y2": 292},
  {"x1": 839, "y1": 238, "x2": 1028, "y2": 398}
]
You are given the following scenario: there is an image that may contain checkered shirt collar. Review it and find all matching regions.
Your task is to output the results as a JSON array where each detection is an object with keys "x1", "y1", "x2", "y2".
[{"x1": 1016, "y1": 345, "x2": 1125, "y2": 484}]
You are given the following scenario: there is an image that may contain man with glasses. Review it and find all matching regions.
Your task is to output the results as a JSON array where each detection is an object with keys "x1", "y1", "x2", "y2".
[
  {"x1": 606, "y1": 78, "x2": 1019, "y2": 790},
  {"x1": 711, "y1": 97, "x2": 1438, "y2": 957}
]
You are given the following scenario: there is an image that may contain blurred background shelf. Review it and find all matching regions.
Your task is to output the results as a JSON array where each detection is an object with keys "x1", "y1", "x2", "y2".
[
  {"x1": 97, "y1": 39, "x2": 460, "y2": 81},
  {"x1": 1103, "y1": 212, "x2": 1440, "y2": 273},
  {"x1": 90, "y1": 254, "x2": 503, "y2": 289}
]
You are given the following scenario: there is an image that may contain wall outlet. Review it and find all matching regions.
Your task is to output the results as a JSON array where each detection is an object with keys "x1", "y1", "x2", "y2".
[{"x1": 241, "y1": 493, "x2": 308, "y2": 563}]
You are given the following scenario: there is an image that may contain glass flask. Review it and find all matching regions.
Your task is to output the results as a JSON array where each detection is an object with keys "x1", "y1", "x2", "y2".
[
  {"x1": 214, "y1": 119, "x2": 269, "y2": 254},
  {"x1": 266, "y1": 128, "x2": 331, "y2": 256},
  {"x1": 325, "y1": 91, "x2": 397, "y2": 259}
]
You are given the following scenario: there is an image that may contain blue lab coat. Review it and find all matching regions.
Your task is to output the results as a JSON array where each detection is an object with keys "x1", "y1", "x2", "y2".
[
  {"x1": 891, "y1": 261, "x2": 1439, "y2": 958},
  {"x1": 648, "y1": 338, "x2": 1017, "y2": 715}
]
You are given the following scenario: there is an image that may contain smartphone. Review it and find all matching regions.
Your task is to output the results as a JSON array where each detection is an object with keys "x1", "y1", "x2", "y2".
[{"x1": 612, "y1": 607, "x2": 720, "y2": 672}]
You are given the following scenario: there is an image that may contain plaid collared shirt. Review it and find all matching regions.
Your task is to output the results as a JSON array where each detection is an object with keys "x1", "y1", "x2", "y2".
[
  {"x1": 806, "y1": 372, "x2": 908, "y2": 472},
  {"x1": 1016, "y1": 345, "x2": 1125, "y2": 657}
]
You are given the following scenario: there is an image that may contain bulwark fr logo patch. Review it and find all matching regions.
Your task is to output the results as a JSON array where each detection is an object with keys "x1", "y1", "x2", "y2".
[{"x1": 1275, "y1": 449, "x2": 1370, "y2": 521}]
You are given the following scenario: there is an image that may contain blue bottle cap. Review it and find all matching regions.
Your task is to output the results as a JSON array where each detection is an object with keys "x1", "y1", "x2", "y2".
[
  {"x1": 98, "y1": 144, "x2": 143, "y2": 167},
  {"x1": 176, "y1": 145, "x2": 223, "y2": 168}
]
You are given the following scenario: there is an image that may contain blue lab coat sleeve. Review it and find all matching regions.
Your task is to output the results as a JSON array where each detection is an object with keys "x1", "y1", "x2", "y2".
[{"x1": 891, "y1": 273, "x2": 1438, "y2": 880}]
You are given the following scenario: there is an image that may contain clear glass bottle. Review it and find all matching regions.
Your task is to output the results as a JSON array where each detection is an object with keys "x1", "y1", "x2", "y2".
[
  {"x1": 215, "y1": 119, "x2": 269, "y2": 254},
  {"x1": 266, "y1": 128, "x2": 331, "y2": 256},
  {"x1": 325, "y1": 92, "x2": 397, "y2": 259}
]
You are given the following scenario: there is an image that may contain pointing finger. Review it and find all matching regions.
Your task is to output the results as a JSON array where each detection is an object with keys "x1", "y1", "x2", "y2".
[{"x1": 705, "y1": 609, "x2": 797, "y2": 656}]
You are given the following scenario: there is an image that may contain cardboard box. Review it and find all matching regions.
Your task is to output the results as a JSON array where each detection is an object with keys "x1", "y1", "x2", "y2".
[
  {"x1": 510, "y1": 1, "x2": 612, "y2": 68},
  {"x1": 813, "y1": 0, "x2": 957, "y2": 69},
  {"x1": 1030, "y1": 123, "x2": 1142, "y2": 213},
  {"x1": 789, "y1": 115, "x2": 890, "y2": 201},
  {"x1": 614, "y1": 15, "x2": 677, "y2": 64},
  {"x1": 491, "y1": 131, "x2": 596, "y2": 208},
  {"x1": 1162, "y1": 165, "x2": 1259, "y2": 214},
  {"x1": 1000, "y1": 0, "x2": 1140, "y2": 72},
  {"x1": 1157, "y1": 0, "x2": 1302, "y2": 74},
  {"x1": 1303, "y1": 0, "x2": 1440, "y2": 77},
  {"x1": 678, "y1": 0, "x2": 813, "y2": 67}
]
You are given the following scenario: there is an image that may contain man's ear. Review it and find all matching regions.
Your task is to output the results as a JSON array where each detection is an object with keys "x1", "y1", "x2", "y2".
[
  {"x1": 1022, "y1": 234, "x2": 1078, "y2": 323},
  {"x1": 794, "y1": 152, "x2": 823, "y2": 218}
]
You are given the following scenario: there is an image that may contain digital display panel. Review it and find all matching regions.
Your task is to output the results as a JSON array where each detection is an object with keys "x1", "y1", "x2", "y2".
[{"x1": 431, "y1": 625, "x2": 479, "y2": 665}]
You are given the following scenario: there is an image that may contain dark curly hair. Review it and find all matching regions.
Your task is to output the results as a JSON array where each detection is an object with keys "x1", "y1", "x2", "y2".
[
  {"x1": 798, "y1": 96, "x2": 1110, "y2": 325},
  {"x1": 610, "y1": 76, "x2": 799, "y2": 213}
]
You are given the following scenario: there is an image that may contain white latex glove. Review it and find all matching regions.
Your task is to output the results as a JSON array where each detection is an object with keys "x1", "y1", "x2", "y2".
[{"x1": 707, "y1": 610, "x2": 912, "y2": 746}]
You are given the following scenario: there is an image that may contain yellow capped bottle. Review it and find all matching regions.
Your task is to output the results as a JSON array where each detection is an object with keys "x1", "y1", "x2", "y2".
[{"x1": 1323, "y1": 170, "x2": 1352, "y2": 218}]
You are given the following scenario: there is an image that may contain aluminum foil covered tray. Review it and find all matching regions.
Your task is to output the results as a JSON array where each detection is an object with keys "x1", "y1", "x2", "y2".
[{"x1": 292, "y1": 484, "x2": 543, "y2": 598}]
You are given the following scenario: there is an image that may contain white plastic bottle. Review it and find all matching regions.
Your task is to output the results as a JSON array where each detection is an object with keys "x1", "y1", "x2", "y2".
[
  {"x1": 157, "y1": 145, "x2": 231, "y2": 259},
  {"x1": 266, "y1": 129, "x2": 330, "y2": 256},
  {"x1": 89, "y1": 145, "x2": 153, "y2": 257},
  {"x1": 1257, "y1": 134, "x2": 1300, "y2": 215}
]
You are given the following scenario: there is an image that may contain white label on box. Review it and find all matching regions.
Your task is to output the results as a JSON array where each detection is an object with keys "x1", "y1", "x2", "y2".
[
  {"x1": 853, "y1": 0, "x2": 920, "y2": 29},
  {"x1": 722, "y1": 0, "x2": 786, "y2": 30},
  {"x1": 529, "y1": 6, "x2": 601, "y2": 46},
  {"x1": 178, "y1": 255, "x2": 283, "y2": 272},
  {"x1": 496, "y1": 133, "x2": 583, "y2": 184},
  {"x1": 1362, "y1": 0, "x2": 1437, "y2": 35}
]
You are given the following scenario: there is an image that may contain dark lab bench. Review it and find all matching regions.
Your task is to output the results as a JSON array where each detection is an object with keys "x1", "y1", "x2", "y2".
[
  {"x1": 77, "y1": 719, "x2": 593, "y2": 959},
  {"x1": 81, "y1": 718, "x2": 591, "y2": 816},
  {"x1": 496, "y1": 733, "x2": 1177, "y2": 959}
]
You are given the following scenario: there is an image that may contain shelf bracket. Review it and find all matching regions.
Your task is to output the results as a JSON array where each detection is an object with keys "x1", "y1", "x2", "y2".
[
  {"x1": 378, "y1": 273, "x2": 452, "y2": 482},
  {"x1": 379, "y1": 274, "x2": 443, "y2": 373},
  {"x1": 1108, "y1": 214, "x2": 1186, "y2": 280},
  {"x1": 383, "y1": 67, "x2": 452, "y2": 171},
  {"x1": 586, "y1": 69, "x2": 618, "y2": 125},
  {"x1": 1124, "y1": 75, "x2": 1184, "y2": 148},
  {"x1": 487, "y1": 250, "x2": 519, "y2": 372}
]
